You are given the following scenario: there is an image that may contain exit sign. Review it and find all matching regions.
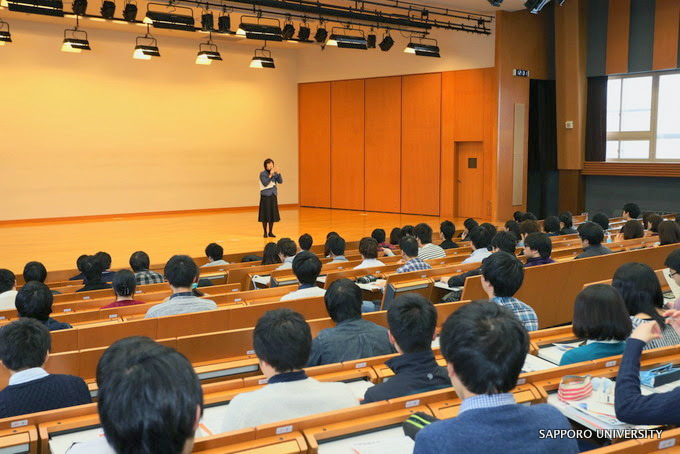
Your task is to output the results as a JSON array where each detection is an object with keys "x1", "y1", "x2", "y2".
[{"x1": 513, "y1": 69, "x2": 530, "y2": 77}]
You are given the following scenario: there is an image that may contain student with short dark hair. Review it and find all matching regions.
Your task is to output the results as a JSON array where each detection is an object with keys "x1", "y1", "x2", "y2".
[
  {"x1": 222, "y1": 309, "x2": 358, "y2": 431},
  {"x1": 618, "y1": 220, "x2": 644, "y2": 241},
  {"x1": 307, "y1": 279, "x2": 393, "y2": 367},
  {"x1": 513, "y1": 211, "x2": 524, "y2": 222},
  {"x1": 559, "y1": 285, "x2": 632, "y2": 366},
  {"x1": 363, "y1": 294, "x2": 450, "y2": 404},
  {"x1": 613, "y1": 262, "x2": 680, "y2": 350},
  {"x1": 23, "y1": 261, "x2": 62, "y2": 296},
  {"x1": 372, "y1": 228, "x2": 395, "y2": 255},
  {"x1": 647, "y1": 213, "x2": 663, "y2": 234},
  {"x1": 623, "y1": 202, "x2": 641, "y2": 220},
  {"x1": 280, "y1": 252, "x2": 326, "y2": 301},
  {"x1": 276, "y1": 238, "x2": 298, "y2": 270},
  {"x1": 102, "y1": 270, "x2": 145, "y2": 309},
  {"x1": 415, "y1": 223, "x2": 446, "y2": 260},
  {"x1": 543, "y1": 216, "x2": 561, "y2": 236},
  {"x1": 559, "y1": 211, "x2": 578, "y2": 235},
  {"x1": 460, "y1": 218, "x2": 479, "y2": 241},
  {"x1": 504, "y1": 220, "x2": 521, "y2": 241},
  {"x1": 518, "y1": 220, "x2": 540, "y2": 247},
  {"x1": 298, "y1": 233, "x2": 313, "y2": 251},
  {"x1": 462, "y1": 227, "x2": 492, "y2": 264},
  {"x1": 203, "y1": 243, "x2": 229, "y2": 267},
  {"x1": 355, "y1": 237, "x2": 384, "y2": 269},
  {"x1": 413, "y1": 301, "x2": 577, "y2": 454},
  {"x1": 261, "y1": 242, "x2": 282, "y2": 265},
  {"x1": 145, "y1": 255, "x2": 216, "y2": 318},
  {"x1": 324, "y1": 232, "x2": 339, "y2": 257},
  {"x1": 396, "y1": 236, "x2": 432, "y2": 273},
  {"x1": 94, "y1": 251, "x2": 116, "y2": 283},
  {"x1": 129, "y1": 251, "x2": 164, "y2": 285},
  {"x1": 523, "y1": 212, "x2": 538, "y2": 221},
  {"x1": 659, "y1": 220, "x2": 680, "y2": 246},
  {"x1": 76, "y1": 256, "x2": 112, "y2": 293},
  {"x1": 16, "y1": 282, "x2": 71, "y2": 331},
  {"x1": 575, "y1": 222, "x2": 613, "y2": 259},
  {"x1": 0, "y1": 318, "x2": 91, "y2": 418},
  {"x1": 69, "y1": 254, "x2": 89, "y2": 281},
  {"x1": 401, "y1": 224, "x2": 415, "y2": 238},
  {"x1": 327, "y1": 235, "x2": 348, "y2": 263},
  {"x1": 523, "y1": 233, "x2": 555, "y2": 267},
  {"x1": 439, "y1": 221, "x2": 458, "y2": 249},
  {"x1": 389, "y1": 227, "x2": 402, "y2": 247},
  {"x1": 591, "y1": 212, "x2": 610, "y2": 231},
  {"x1": 481, "y1": 252, "x2": 538, "y2": 331},
  {"x1": 0, "y1": 269, "x2": 17, "y2": 311},
  {"x1": 480, "y1": 223, "x2": 498, "y2": 241}
]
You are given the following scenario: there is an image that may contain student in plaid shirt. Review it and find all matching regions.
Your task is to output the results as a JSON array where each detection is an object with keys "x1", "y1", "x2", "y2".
[
  {"x1": 396, "y1": 237, "x2": 432, "y2": 274},
  {"x1": 480, "y1": 251, "x2": 538, "y2": 332},
  {"x1": 129, "y1": 251, "x2": 164, "y2": 286}
]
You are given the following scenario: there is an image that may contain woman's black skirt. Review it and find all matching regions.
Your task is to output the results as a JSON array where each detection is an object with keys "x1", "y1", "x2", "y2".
[{"x1": 258, "y1": 194, "x2": 280, "y2": 223}]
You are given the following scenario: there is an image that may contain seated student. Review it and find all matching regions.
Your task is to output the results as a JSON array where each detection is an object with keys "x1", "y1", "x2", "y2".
[
  {"x1": 459, "y1": 218, "x2": 478, "y2": 241},
  {"x1": 95, "y1": 251, "x2": 116, "y2": 283},
  {"x1": 617, "y1": 219, "x2": 644, "y2": 241},
  {"x1": 591, "y1": 212, "x2": 610, "y2": 232},
  {"x1": 665, "y1": 249, "x2": 680, "y2": 310},
  {"x1": 16, "y1": 282, "x2": 71, "y2": 331},
  {"x1": 371, "y1": 228, "x2": 395, "y2": 255},
  {"x1": 298, "y1": 233, "x2": 313, "y2": 252},
  {"x1": 504, "y1": 220, "x2": 521, "y2": 241},
  {"x1": 327, "y1": 235, "x2": 348, "y2": 263},
  {"x1": 101, "y1": 270, "x2": 146, "y2": 309},
  {"x1": 396, "y1": 236, "x2": 432, "y2": 273},
  {"x1": 145, "y1": 255, "x2": 216, "y2": 318},
  {"x1": 222, "y1": 309, "x2": 358, "y2": 431},
  {"x1": 523, "y1": 232, "x2": 555, "y2": 267},
  {"x1": 280, "y1": 252, "x2": 326, "y2": 301},
  {"x1": 442, "y1": 231, "x2": 517, "y2": 288},
  {"x1": 415, "y1": 223, "x2": 446, "y2": 260},
  {"x1": 480, "y1": 223, "x2": 498, "y2": 243},
  {"x1": 388, "y1": 227, "x2": 402, "y2": 248},
  {"x1": 68, "y1": 254, "x2": 89, "y2": 281},
  {"x1": 363, "y1": 294, "x2": 450, "y2": 404},
  {"x1": 76, "y1": 256, "x2": 112, "y2": 293},
  {"x1": 275, "y1": 238, "x2": 297, "y2": 270},
  {"x1": 518, "y1": 219, "x2": 540, "y2": 247},
  {"x1": 647, "y1": 213, "x2": 663, "y2": 234},
  {"x1": 67, "y1": 337, "x2": 203, "y2": 454},
  {"x1": 623, "y1": 202, "x2": 641, "y2": 221},
  {"x1": 438, "y1": 220, "x2": 458, "y2": 249},
  {"x1": 323, "y1": 232, "x2": 339, "y2": 257},
  {"x1": 543, "y1": 216, "x2": 561, "y2": 237},
  {"x1": 0, "y1": 318, "x2": 91, "y2": 418},
  {"x1": 261, "y1": 242, "x2": 282, "y2": 265},
  {"x1": 659, "y1": 220, "x2": 680, "y2": 246},
  {"x1": 307, "y1": 279, "x2": 393, "y2": 366},
  {"x1": 522, "y1": 212, "x2": 538, "y2": 221},
  {"x1": 354, "y1": 237, "x2": 385, "y2": 270},
  {"x1": 574, "y1": 222, "x2": 612, "y2": 259},
  {"x1": 23, "y1": 262, "x2": 61, "y2": 295},
  {"x1": 129, "y1": 251, "x2": 165, "y2": 285},
  {"x1": 401, "y1": 224, "x2": 415, "y2": 238},
  {"x1": 0, "y1": 269, "x2": 17, "y2": 311},
  {"x1": 413, "y1": 301, "x2": 577, "y2": 454},
  {"x1": 559, "y1": 211, "x2": 578, "y2": 235},
  {"x1": 559, "y1": 285, "x2": 631, "y2": 366},
  {"x1": 461, "y1": 227, "x2": 492, "y2": 264},
  {"x1": 513, "y1": 210, "x2": 524, "y2": 222},
  {"x1": 614, "y1": 315, "x2": 680, "y2": 425},
  {"x1": 613, "y1": 262, "x2": 680, "y2": 350},
  {"x1": 481, "y1": 252, "x2": 538, "y2": 331},
  {"x1": 202, "y1": 243, "x2": 229, "y2": 267}
]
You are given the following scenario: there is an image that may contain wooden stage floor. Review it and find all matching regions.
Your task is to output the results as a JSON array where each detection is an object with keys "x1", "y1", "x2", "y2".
[{"x1": 0, "y1": 207, "x2": 493, "y2": 273}]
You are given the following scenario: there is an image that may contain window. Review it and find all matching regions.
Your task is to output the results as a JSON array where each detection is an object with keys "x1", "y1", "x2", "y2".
[{"x1": 606, "y1": 71, "x2": 680, "y2": 161}]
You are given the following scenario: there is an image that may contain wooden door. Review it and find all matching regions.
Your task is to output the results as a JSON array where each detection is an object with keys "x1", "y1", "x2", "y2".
[{"x1": 456, "y1": 142, "x2": 484, "y2": 218}]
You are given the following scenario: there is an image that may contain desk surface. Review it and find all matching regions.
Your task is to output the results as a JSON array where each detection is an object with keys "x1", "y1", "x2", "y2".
[
  {"x1": 317, "y1": 426, "x2": 414, "y2": 454},
  {"x1": 434, "y1": 282, "x2": 461, "y2": 292},
  {"x1": 50, "y1": 427, "x2": 104, "y2": 454},
  {"x1": 538, "y1": 341, "x2": 583, "y2": 365}
]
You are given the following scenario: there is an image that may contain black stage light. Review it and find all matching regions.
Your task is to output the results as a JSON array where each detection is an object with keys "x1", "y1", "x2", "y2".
[
  {"x1": 237, "y1": 17, "x2": 282, "y2": 41},
  {"x1": 217, "y1": 14, "x2": 230, "y2": 32},
  {"x1": 297, "y1": 25, "x2": 310, "y2": 41},
  {"x1": 281, "y1": 22, "x2": 295, "y2": 40},
  {"x1": 72, "y1": 0, "x2": 87, "y2": 15},
  {"x1": 404, "y1": 36, "x2": 440, "y2": 57},
  {"x1": 100, "y1": 0, "x2": 115, "y2": 19},
  {"x1": 144, "y1": 4, "x2": 195, "y2": 31},
  {"x1": 201, "y1": 12, "x2": 214, "y2": 31},
  {"x1": 378, "y1": 33, "x2": 393, "y2": 51},
  {"x1": 122, "y1": 0, "x2": 136, "y2": 21},
  {"x1": 250, "y1": 46, "x2": 274, "y2": 68},
  {"x1": 367, "y1": 33, "x2": 376, "y2": 48},
  {"x1": 6, "y1": 0, "x2": 64, "y2": 17},
  {"x1": 314, "y1": 26, "x2": 327, "y2": 43}
]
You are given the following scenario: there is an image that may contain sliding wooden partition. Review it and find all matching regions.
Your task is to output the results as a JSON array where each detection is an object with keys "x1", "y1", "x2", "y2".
[{"x1": 298, "y1": 82, "x2": 331, "y2": 208}]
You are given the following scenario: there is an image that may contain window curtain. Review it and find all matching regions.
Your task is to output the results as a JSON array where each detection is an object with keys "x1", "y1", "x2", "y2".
[{"x1": 585, "y1": 76, "x2": 608, "y2": 162}]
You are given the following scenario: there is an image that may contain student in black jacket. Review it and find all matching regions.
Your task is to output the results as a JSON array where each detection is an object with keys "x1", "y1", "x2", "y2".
[
  {"x1": 76, "y1": 256, "x2": 112, "y2": 293},
  {"x1": 16, "y1": 282, "x2": 72, "y2": 331},
  {"x1": 438, "y1": 221, "x2": 459, "y2": 249},
  {"x1": 362, "y1": 294, "x2": 450, "y2": 404}
]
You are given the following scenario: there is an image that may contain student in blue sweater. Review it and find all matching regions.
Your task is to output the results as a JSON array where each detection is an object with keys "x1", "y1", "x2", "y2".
[
  {"x1": 414, "y1": 301, "x2": 578, "y2": 454},
  {"x1": 559, "y1": 284, "x2": 632, "y2": 366},
  {"x1": 0, "y1": 318, "x2": 91, "y2": 418}
]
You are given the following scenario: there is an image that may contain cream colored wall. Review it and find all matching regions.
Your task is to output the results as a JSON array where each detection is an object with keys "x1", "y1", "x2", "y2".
[{"x1": 1, "y1": 19, "x2": 299, "y2": 220}]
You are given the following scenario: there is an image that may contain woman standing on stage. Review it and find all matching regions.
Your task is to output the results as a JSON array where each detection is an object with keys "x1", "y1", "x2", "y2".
[{"x1": 259, "y1": 158, "x2": 283, "y2": 238}]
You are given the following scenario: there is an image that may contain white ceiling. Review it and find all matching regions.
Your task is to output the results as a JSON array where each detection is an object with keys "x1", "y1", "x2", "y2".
[{"x1": 422, "y1": 0, "x2": 527, "y2": 14}]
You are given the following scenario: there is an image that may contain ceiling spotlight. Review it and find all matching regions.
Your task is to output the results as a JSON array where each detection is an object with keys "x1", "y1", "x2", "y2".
[
  {"x1": 0, "y1": 19, "x2": 12, "y2": 46},
  {"x1": 297, "y1": 25, "x2": 310, "y2": 41},
  {"x1": 378, "y1": 33, "x2": 393, "y2": 51},
  {"x1": 144, "y1": 3, "x2": 195, "y2": 31},
  {"x1": 404, "y1": 36, "x2": 440, "y2": 57},
  {"x1": 133, "y1": 27, "x2": 160, "y2": 60},
  {"x1": 281, "y1": 22, "x2": 295, "y2": 40},
  {"x1": 250, "y1": 46, "x2": 274, "y2": 69},
  {"x1": 326, "y1": 27, "x2": 367, "y2": 49},
  {"x1": 524, "y1": 0, "x2": 550, "y2": 14},
  {"x1": 367, "y1": 33, "x2": 376, "y2": 48},
  {"x1": 217, "y1": 13, "x2": 230, "y2": 32},
  {"x1": 487, "y1": 0, "x2": 503, "y2": 5},
  {"x1": 201, "y1": 12, "x2": 213, "y2": 31},
  {"x1": 122, "y1": 0, "x2": 136, "y2": 21},
  {"x1": 314, "y1": 26, "x2": 327, "y2": 43},
  {"x1": 196, "y1": 39, "x2": 221, "y2": 65},
  {"x1": 100, "y1": 0, "x2": 115, "y2": 19},
  {"x1": 62, "y1": 23, "x2": 91, "y2": 52},
  {"x1": 237, "y1": 16, "x2": 282, "y2": 41},
  {"x1": 5, "y1": 0, "x2": 64, "y2": 17},
  {"x1": 72, "y1": 0, "x2": 87, "y2": 15}
]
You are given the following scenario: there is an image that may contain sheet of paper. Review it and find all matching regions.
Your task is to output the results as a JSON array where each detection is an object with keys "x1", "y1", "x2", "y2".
[
  {"x1": 347, "y1": 380, "x2": 374, "y2": 401},
  {"x1": 251, "y1": 275, "x2": 272, "y2": 287},
  {"x1": 49, "y1": 427, "x2": 104, "y2": 454},
  {"x1": 356, "y1": 279, "x2": 385, "y2": 292},
  {"x1": 317, "y1": 275, "x2": 328, "y2": 284},
  {"x1": 537, "y1": 341, "x2": 583, "y2": 365},
  {"x1": 198, "y1": 403, "x2": 229, "y2": 437},
  {"x1": 434, "y1": 282, "x2": 462, "y2": 291},
  {"x1": 318, "y1": 426, "x2": 413, "y2": 454},
  {"x1": 351, "y1": 436, "x2": 415, "y2": 454},
  {"x1": 522, "y1": 354, "x2": 558, "y2": 373}
]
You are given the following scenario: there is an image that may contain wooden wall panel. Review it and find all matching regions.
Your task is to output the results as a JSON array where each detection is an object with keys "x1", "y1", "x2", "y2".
[
  {"x1": 299, "y1": 82, "x2": 331, "y2": 208},
  {"x1": 605, "y1": 0, "x2": 631, "y2": 75},
  {"x1": 452, "y1": 71, "x2": 485, "y2": 142},
  {"x1": 365, "y1": 77, "x2": 401, "y2": 213},
  {"x1": 401, "y1": 73, "x2": 441, "y2": 216},
  {"x1": 652, "y1": 0, "x2": 680, "y2": 70},
  {"x1": 440, "y1": 71, "x2": 456, "y2": 219},
  {"x1": 330, "y1": 80, "x2": 365, "y2": 210}
]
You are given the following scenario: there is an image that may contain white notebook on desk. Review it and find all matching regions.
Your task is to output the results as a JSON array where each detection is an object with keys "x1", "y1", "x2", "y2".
[{"x1": 538, "y1": 341, "x2": 583, "y2": 365}]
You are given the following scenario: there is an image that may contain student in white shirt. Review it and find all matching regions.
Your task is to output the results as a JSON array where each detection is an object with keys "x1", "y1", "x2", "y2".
[
  {"x1": 280, "y1": 252, "x2": 327, "y2": 301},
  {"x1": 328, "y1": 235, "x2": 348, "y2": 263},
  {"x1": 462, "y1": 227, "x2": 493, "y2": 264},
  {"x1": 415, "y1": 223, "x2": 446, "y2": 260},
  {"x1": 354, "y1": 237, "x2": 385, "y2": 270},
  {"x1": 275, "y1": 238, "x2": 298, "y2": 270},
  {"x1": 0, "y1": 269, "x2": 17, "y2": 311},
  {"x1": 222, "y1": 309, "x2": 358, "y2": 432},
  {"x1": 201, "y1": 243, "x2": 229, "y2": 267}
]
